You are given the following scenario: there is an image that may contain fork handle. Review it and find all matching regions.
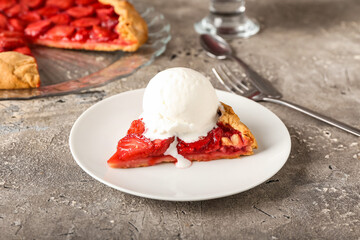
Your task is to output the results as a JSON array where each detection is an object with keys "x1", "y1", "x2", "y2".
[{"x1": 262, "y1": 97, "x2": 360, "y2": 137}]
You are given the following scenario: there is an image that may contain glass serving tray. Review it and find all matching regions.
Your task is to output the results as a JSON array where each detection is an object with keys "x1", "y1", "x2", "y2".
[{"x1": 0, "y1": 3, "x2": 171, "y2": 100}]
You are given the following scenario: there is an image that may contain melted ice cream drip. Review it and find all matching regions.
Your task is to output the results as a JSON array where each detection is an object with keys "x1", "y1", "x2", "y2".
[{"x1": 165, "y1": 138, "x2": 191, "y2": 169}]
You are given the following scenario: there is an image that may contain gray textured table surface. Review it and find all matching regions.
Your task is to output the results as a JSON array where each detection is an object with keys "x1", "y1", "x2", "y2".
[{"x1": 1, "y1": 0, "x2": 359, "y2": 239}]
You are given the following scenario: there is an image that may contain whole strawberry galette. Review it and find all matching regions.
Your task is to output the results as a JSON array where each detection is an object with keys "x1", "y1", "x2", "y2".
[{"x1": 0, "y1": 0, "x2": 148, "y2": 89}]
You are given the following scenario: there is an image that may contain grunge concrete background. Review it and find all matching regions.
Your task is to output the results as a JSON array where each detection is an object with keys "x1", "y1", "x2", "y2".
[{"x1": 0, "y1": 0, "x2": 359, "y2": 238}]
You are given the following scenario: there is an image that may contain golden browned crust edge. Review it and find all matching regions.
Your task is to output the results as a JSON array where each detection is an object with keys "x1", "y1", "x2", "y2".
[
  {"x1": 0, "y1": 52, "x2": 40, "y2": 89},
  {"x1": 218, "y1": 102, "x2": 258, "y2": 151},
  {"x1": 100, "y1": 0, "x2": 148, "y2": 52}
]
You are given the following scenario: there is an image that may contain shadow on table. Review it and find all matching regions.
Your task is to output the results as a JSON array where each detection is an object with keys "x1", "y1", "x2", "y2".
[
  {"x1": 192, "y1": 130, "x2": 310, "y2": 207},
  {"x1": 132, "y1": 127, "x2": 315, "y2": 215}
]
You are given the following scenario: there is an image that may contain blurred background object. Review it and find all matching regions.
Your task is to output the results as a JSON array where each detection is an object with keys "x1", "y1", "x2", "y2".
[{"x1": 194, "y1": 0, "x2": 260, "y2": 38}]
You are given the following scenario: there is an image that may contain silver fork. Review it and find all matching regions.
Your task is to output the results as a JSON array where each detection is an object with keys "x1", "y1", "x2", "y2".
[{"x1": 213, "y1": 64, "x2": 360, "y2": 137}]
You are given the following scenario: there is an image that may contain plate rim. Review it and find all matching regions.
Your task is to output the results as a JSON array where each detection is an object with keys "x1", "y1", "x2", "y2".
[{"x1": 69, "y1": 89, "x2": 291, "y2": 201}]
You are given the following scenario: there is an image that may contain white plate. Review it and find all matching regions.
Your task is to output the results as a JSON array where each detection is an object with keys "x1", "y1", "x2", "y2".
[{"x1": 69, "y1": 89, "x2": 291, "y2": 201}]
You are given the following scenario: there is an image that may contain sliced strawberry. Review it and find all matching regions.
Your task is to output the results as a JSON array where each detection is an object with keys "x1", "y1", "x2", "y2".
[
  {"x1": 19, "y1": 11, "x2": 41, "y2": 22},
  {"x1": 127, "y1": 119, "x2": 146, "y2": 135},
  {"x1": 72, "y1": 28, "x2": 89, "y2": 42},
  {"x1": 20, "y1": 0, "x2": 44, "y2": 9},
  {"x1": 24, "y1": 19, "x2": 52, "y2": 37},
  {"x1": 90, "y1": 25, "x2": 115, "y2": 41},
  {"x1": 49, "y1": 13, "x2": 71, "y2": 25},
  {"x1": 70, "y1": 17, "x2": 100, "y2": 27},
  {"x1": 96, "y1": 7, "x2": 115, "y2": 19},
  {"x1": 46, "y1": 0, "x2": 74, "y2": 10},
  {"x1": 0, "y1": 30, "x2": 24, "y2": 38},
  {"x1": 116, "y1": 134, "x2": 154, "y2": 161},
  {"x1": 91, "y1": 2, "x2": 106, "y2": 10},
  {"x1": 5, "y1": 4, "x2": 24, "y2": 17},
  {"x1": 152, "y1": 137, "x2": 175, "y2": 156},
  {"x1": 13, "y1": 46, "x2": 32, "y2": 56},
  {"x1": 0, "y1": 13, "x2": 7, "y2": 29},
  {"x1": 108, "y1": 122, "x2": 175, "y2": 168},
  {"x1": 0, "y1": 37, "x2": 26, "y2": 51},
  {"x1": 0, "y1": 0, "x2": 15, "y2": 11},
  {"x1": 67, "y1": 6, "x2": 94, "y2": 18},
  {"x1": 44, "y1": 25, "x2": 75, "y2": 39},
  {"x1": 101, "y1": 17, "x2": 118, "y2": 29},
  {"x1": 36, "y1": 6, "x2": 59, "y2": 18},
  {"x1": 75, "y1": 0, "x2": 96, "y2": 5},
  {"x1": 8, "y1": 18, "x2": 25, "y2": 31}
]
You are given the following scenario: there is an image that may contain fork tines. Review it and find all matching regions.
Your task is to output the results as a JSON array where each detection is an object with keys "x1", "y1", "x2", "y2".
[{"x1": 212, "y1": 65, "x2": 259, "y2": 98}]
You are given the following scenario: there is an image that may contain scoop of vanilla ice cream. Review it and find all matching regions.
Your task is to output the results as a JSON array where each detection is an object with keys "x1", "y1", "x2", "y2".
[{"x1": 141, "y1": 67, "x2": 220, "y2": 142}]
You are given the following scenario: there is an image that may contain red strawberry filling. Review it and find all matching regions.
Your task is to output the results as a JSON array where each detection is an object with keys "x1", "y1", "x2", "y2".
[
  {"x1": 49, "y1": 13, "x2": 71, "y2": 25},
  {"x1": 0, "y1": 0, "x2": 16, "y2": 11},
  {"x1": 67, "y1": 6, "x2": 94, "y2": 18},
  {"x1": 46, "y1": 0, "x2": 74, "y2": 10},
  {"x1": 76, "y1": 0, "x2": 97, "y2": 5},
  {"x1": 44, "y1": 25, "x2": 75, "y2": 39},
  {"x1": 36, "y1": 6, "x2": 59, "y2": 18},
  {"x1": 8, "y1": 18, "x2": 26, "y2": 31},
  {"x1": 24, "y1": 19, "x2": 52, "y2": 37},
  {"x1": 5, "y1": 4, "x2": 23, "y2": 17},
  {"x1": 20, "y1": 0, "x2": 44, "y2": 9},
  {"x1": 19, "y1": 12, "x2": 41, "y2": 22},
  {"x1": 108, "y1": 119, "x2": 253, "y2": 168},
  {"x1": 23, "y1": 3, "x2": 120, "y2": 44},
  {"x1": 108, "y1": 134, "x2": 176, "y2": 168}
]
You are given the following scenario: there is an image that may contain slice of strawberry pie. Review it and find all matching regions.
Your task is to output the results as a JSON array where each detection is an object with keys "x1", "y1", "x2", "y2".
[{"x1": 108, "y1": 102, "x2": 258, "y2": 168}]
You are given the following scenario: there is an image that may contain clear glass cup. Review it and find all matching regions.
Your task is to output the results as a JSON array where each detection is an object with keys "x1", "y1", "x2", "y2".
[{"x1": 194, "y1": 0, "x2": 260, "y2": 39}]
